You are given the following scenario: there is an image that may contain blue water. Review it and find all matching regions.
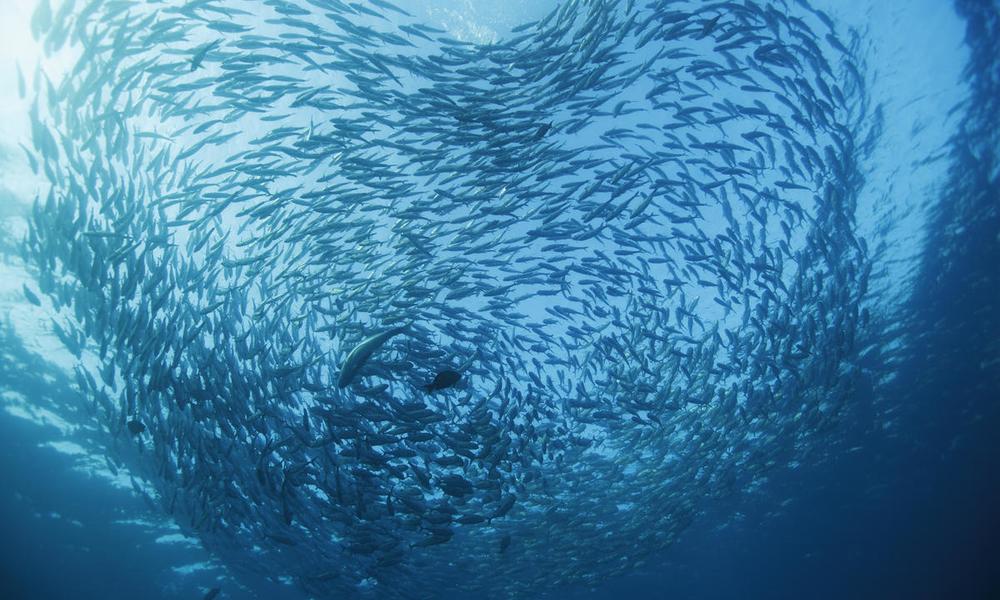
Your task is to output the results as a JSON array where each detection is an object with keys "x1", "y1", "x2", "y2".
[{"x1": 1, "y1": 0, "x2": 997, "y2": 598}]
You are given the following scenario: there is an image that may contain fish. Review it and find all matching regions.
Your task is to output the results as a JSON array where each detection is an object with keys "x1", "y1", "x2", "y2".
[
  {"x1": 424, "y1": 369, "x2": 461, "y2": 392},
  {"x1": 190, "y1": 40, "x2": 221, "y2": 71},
  {"x1": 699, "y1": 14, "x2": 723, "y2": 39},
  {"x1": 22, "y1": 285, "x2": 41, "y2": 306},
  {"x1": 337, "y1": 326, "x2": 407, "y2": 388}
]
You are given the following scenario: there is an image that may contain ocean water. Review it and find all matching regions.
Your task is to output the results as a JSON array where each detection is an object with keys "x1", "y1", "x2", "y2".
[{"x1": 0, "y1": 1, "x2": 996, "y2": 599}]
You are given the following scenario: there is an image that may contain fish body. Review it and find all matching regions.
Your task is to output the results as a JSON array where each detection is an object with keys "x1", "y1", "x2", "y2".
[
  {"x1": 425, "y1": 369, "x2": 461, "y2": 392},
  {"x1": 190, "y1": 40, "x2": 220, "y2": 71},
  {"x1": 23, "y1": 285, "x2": 41, "y2": 306},
  {"x1": 337, "y1": 326, "x2": 406, "y2": 388}
]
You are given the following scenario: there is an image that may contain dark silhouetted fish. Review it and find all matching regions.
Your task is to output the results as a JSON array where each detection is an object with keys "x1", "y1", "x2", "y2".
[{"x1": 424, "y1": 369, "x2": 461, "y2": 392}]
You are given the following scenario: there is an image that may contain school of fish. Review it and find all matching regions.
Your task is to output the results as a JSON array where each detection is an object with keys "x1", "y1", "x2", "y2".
[{"x1": 20, "y1": 0, "x2": 881, "y2": 597}]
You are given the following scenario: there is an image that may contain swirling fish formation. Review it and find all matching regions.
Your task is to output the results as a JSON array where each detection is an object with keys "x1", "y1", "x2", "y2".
[{"x1": 22, "y1": 0, "x2": 877, "y2": 597}]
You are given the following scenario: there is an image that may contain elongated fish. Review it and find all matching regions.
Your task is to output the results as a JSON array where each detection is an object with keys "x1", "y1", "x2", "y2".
[{"x1": 337, "y1": 326, "x2": 407, "y2": 388}]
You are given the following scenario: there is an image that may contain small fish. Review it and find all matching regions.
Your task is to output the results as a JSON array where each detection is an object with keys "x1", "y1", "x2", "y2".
[
  {"x1": 22, "y1": 285, "x2": 41, "y2": 306},
  {"x1": 191, "y1": 40, "x2": 221, "y2": 71},
  {"x1": 127, "y1": 419, "x2": 145, "y2": 435},
  {"x1": 424, "y1": 369, "x2": 461, "y2": 392},
  {"x1": 698, "y1": 14, "x2": 722, "y2": 39}
]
